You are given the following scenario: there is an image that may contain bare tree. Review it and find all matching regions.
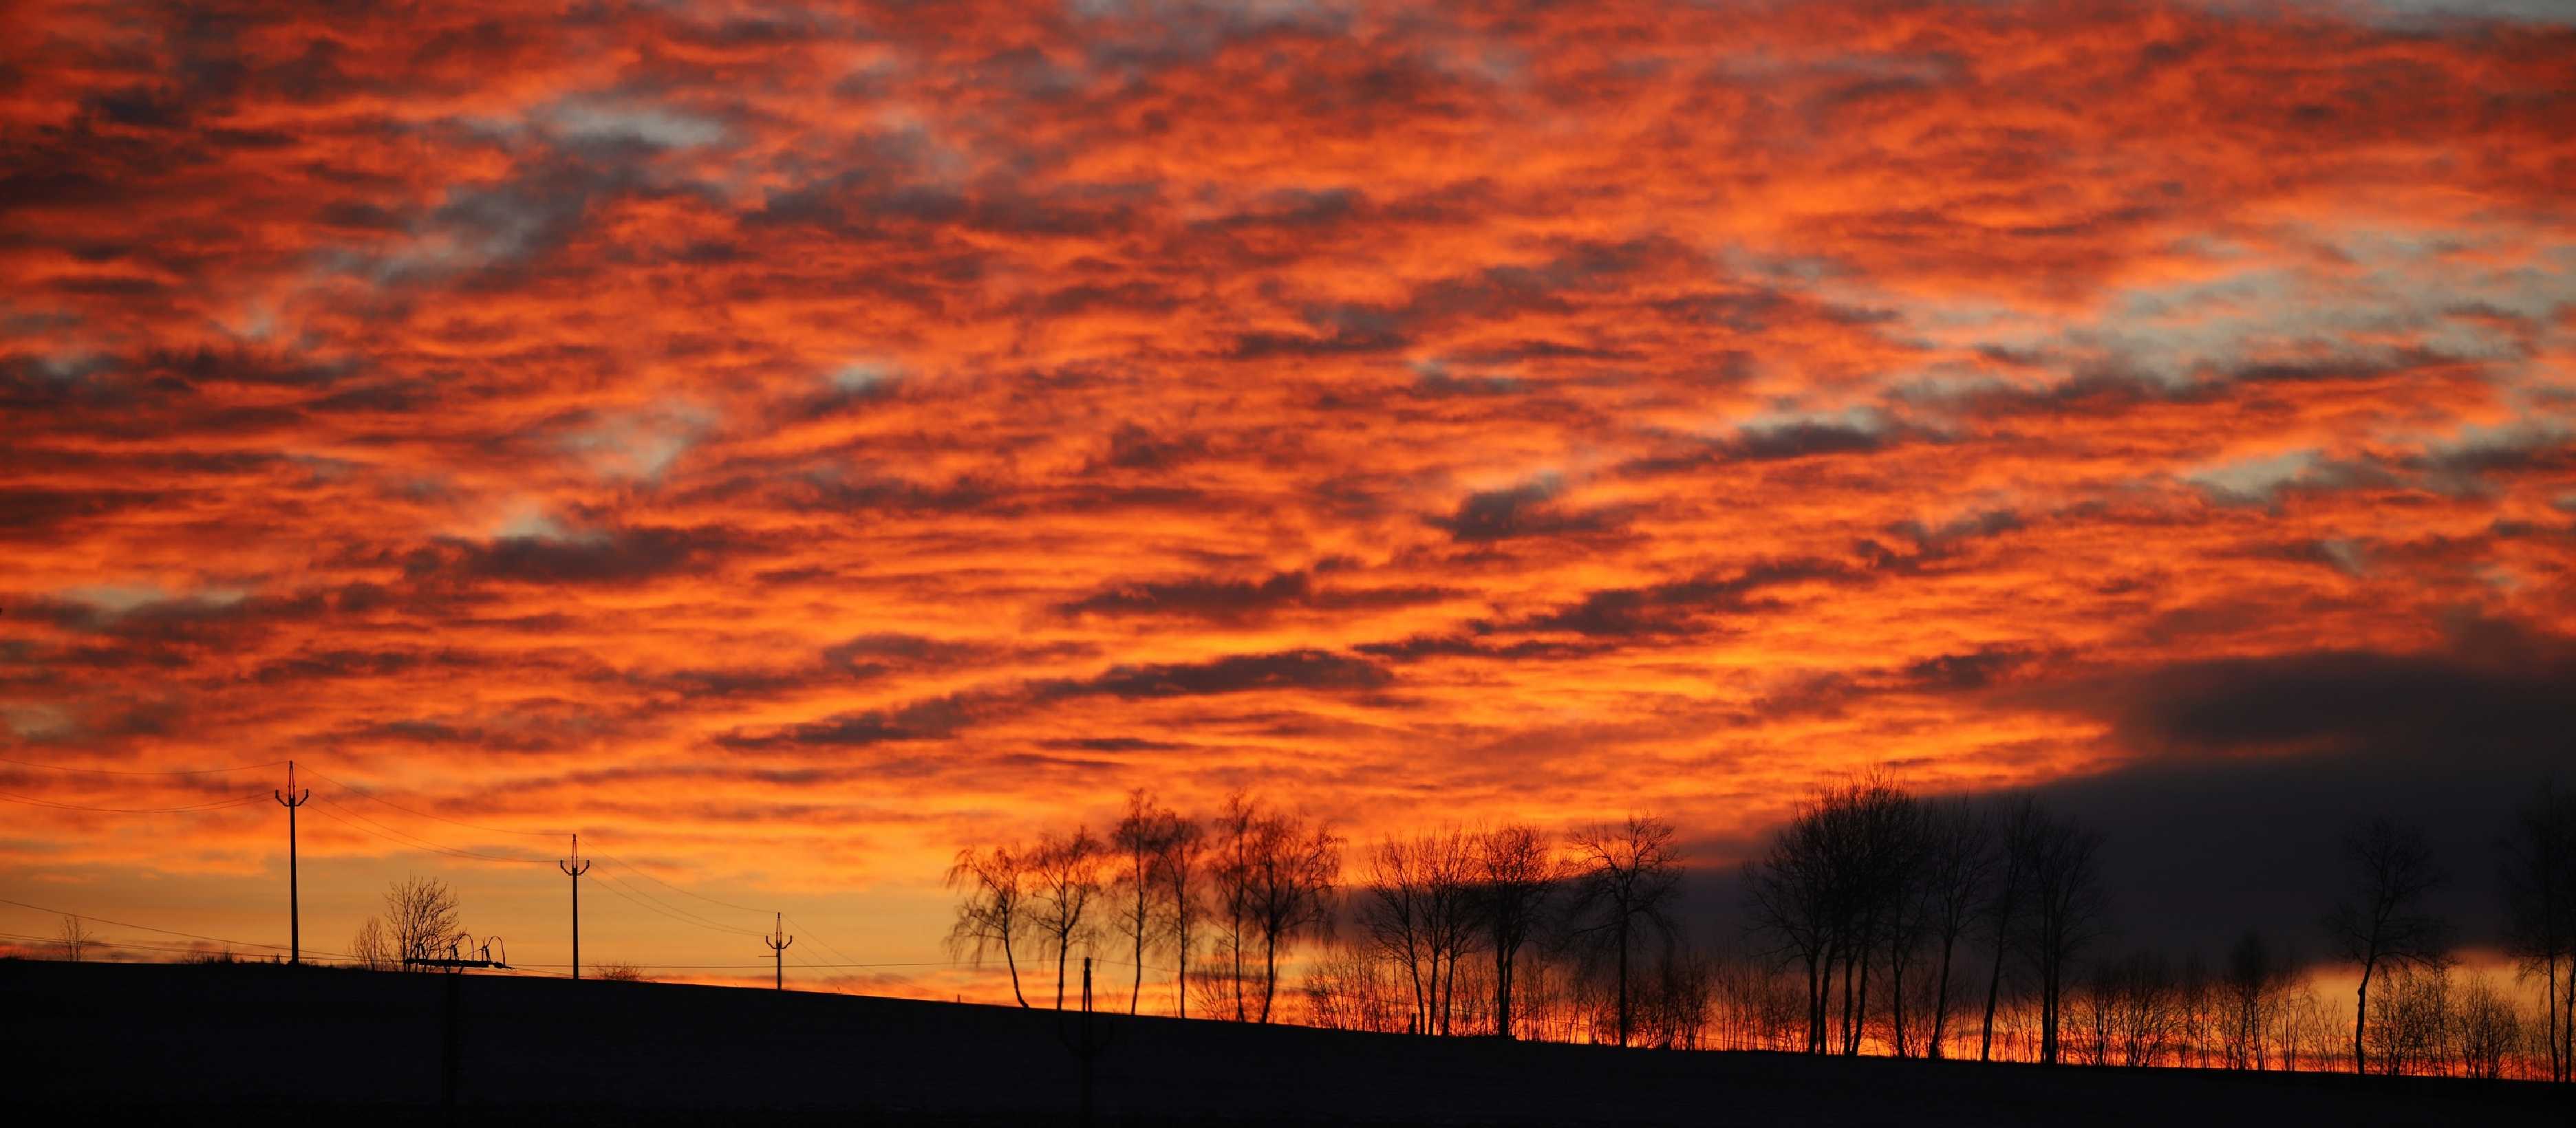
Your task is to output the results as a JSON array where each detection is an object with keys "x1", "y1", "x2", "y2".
[
  {"x1": 1744, "y1": 799, "x2": 1838, "y2": 1054},
  {"x1": 1360, "y1": 827, "x2": 1479, "y2": 1034},
  {"x1": 2019, "y1": 806, "x2": 2107, "y2": 1065},
  {"x1": 1917, "y1": 799, "x2": 1992, "y2": 1059},
  {"x1": 1360, "y1": 833, "x2": 1435, "y2": 1032},
  {"x1": 1211, "y1": 793, "x2": 1261, "y2": 1021},
  {"x1": 1028, "y1": 826, "x2": 1108, "y2": 1010},
  {"x1": 351, "y1": 917, "x2": 396, "y2": 971},
  {"x1": 1112, "y1": 790, "x2": 1181, "y2": 1013},
  {"x1": 384, "y1": 875, "x2": 461, "y2": 967},
  {"x1": 945, "y1": 842, "x2": 1033, "y2": 1007},
  {"x1": 54, "y1": 914, "x2": 94, "y2": 962},
  {"x1": 2325, "y1": 816, "x2": 2449, "y2": 1074},
  {"x1": 1978, "y1": 796, "x2": 2039, "y2": 1061},
  {"x1": 1474, "y1": 823, "x2": 1560, "y2": 1039},
  {"x1": 1160, "y1": 810, "x2": 1207, "y2": 1019},
  {"x1": 592, "y1": 960, "x2": 651, "y2": 982},
  {"x1": 1565, "y1": 814, "x2": 1684, "y2": 1048},
  {"x1": 2457, "y1": 972, "x2": 2520, "y2": 1080},
  {"x1": 2500, "y1": 777, "x2": 2576, "y2": 1083},
  {"x1": 1741, "y1": 778, "x2": 1926, "y2": 1056},
  {"x1": 1241, "y1": 805, "x2": 1341, "y2": 1023},
  {"x1": 2221, "y1": 930, "x2": 2295, "y2": 1070},
  {"x1": 1210, "y1": 792, "x2": 1341, "y2": 1023},
  {"x1": 2365, "y1": 963, "x2": 2454, "y2": 1076}
]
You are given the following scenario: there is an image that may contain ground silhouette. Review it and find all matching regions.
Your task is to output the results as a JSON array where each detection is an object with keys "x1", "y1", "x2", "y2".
[{"x1": 5, "y1": 960, "x2": 2562, "y2": 1126}]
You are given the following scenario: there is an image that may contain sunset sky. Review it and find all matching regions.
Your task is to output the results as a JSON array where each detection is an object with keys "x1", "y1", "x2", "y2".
[{"x1": 3, "y1": 0, "x2": 2572, "y2": 996}]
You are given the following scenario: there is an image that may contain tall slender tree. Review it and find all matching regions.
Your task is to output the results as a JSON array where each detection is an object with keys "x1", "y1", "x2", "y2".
[
  {"x1": 2500, "y1": 777, "x2": 2576, "y2": 1083},
  {"x1": 1474, "y1": 823, "x2": 1560, "y2": 1039},
  {"x1": 945, "y1": 842, "x2": 1033, "y2": 1007},
  {"x1": 1918, "y1": 798, "x2": 1993, "y2": 1059},
  {"x1": 1978, "y1": 796, "x2": 2039, "y2": 1061},
  {"x1": 1029, "y1": 826, "x2": 1108, "y2": 1010},
  {"x1": 2019, "y1": 805, "x2": 2107, "y2": 1065},
  {"x1": 1160, "y1": 809, "x2": 1207, "y2": 1019},
  {"x1": 2326, "y1": 816, "x2": 2448, "y2": 1074},
  {"x1": 1565, "y1": 815, "x2": 1683, "y2": 1048},
  {"x1": 1111, "y1": 790, "x2": 1181, "y2": 1014}
]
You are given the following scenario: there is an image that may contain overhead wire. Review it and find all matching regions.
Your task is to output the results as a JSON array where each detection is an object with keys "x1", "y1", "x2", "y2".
[
  {"x1": 0, "y1": 931, "x2": 365, "y2": 964},
  {"x1": 590, "y1": 849, "x2": 768, "y2": 915},
  {"x1": 0, "y1": 755, "x2": 290, "y2": 776},
  {"x1": 586, "y1": 869, "x2": 767, "y2": 937},
  {"x1": 300, "y1": 766, "x2": 568, "y2": 838},
  {"x1": 0, "y1": 789, "x2": 271, "y2": 814},
  {"x1": 305, "y1": 797, "x2": 555, "y2": 865},
  {"x1": 0, "y1": 894, "x2": 354, "y2": 958}
]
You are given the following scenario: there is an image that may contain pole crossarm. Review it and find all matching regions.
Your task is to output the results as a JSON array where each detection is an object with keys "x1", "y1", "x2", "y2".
[
  {"x1": 275, "y1": 760, "x2": 310, "y2": 966},
  {"x1": 560, "y1": 833, "x2": 590, "y2": 980},
  {"x1": 763, "y1": 911, "x2": 793, "y2": 990}
]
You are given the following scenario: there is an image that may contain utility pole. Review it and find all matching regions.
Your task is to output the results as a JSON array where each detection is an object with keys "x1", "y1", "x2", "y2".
[
  {"x1": 275, "y1": 760, "x2": 309, "y2": 965},
  {"x1": 1055, "y1": 955, "x2": 1114, "y2": 1128},
  {"x1": 763, "y1": 912, "x2": 793, "y2": 990},
  {"x1": 559, "y1": 834, "x2": 590, "y2": 981}
]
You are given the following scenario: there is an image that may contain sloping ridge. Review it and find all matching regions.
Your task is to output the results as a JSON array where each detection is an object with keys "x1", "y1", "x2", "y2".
[{"x1": 2, "y1": 960, "x2": 2559, "y2": 1126}]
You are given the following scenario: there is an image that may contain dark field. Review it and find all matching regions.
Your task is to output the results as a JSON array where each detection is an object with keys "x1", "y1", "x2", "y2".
[{"x1": 3, "y1": 960, "x2": 2562, "y2": 1126}]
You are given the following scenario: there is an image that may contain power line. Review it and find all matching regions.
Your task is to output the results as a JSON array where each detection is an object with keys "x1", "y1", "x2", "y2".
[
  {"x1": 0, "y1": 755, "x2": 289, "y2": 776},
  {"x1": 590, "y1": 850, "x2": 769, "y2": 915},
  {"x1": 0, "y1": 895, "x2": 351, "y2": 958},
  {"x1": 592, "y1": 855, "x2": 768, "y2": 932},
  {"x1": 587, "y1": 870, "x2": 767, "y2": 937},
  {"x1": 0, "y1": 931, "x2": 365, "y2": 964},
  {"x1": 300, "y1": 766, "x2": 566, "y2": 838},
  {"x1": 0, "y1": 789, "x2": 270, "y2": 814},
  {"x1": 306, "y1": 798, "x2": 553, "y2": 864}
]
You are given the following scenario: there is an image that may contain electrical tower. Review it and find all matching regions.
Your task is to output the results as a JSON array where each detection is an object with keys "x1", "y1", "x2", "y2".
[
  {"x1": 763, "y1": 911, "x2": 793, "y2": 990},
  {"x1": 559, "y1": 834, "x2": 590, "y2": 980},
  {"x1": 275, "y1": 760, "x2": 309, "y2": 965}
]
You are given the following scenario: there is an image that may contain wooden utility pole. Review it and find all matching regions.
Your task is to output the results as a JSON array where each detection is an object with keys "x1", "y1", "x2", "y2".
[
  {"x1": 763, "y1": 912, "x2": 793, "y2": 990},
  {"x1": 274, "y1": 761, "x2": 309, "y2": 965},
  {"x1": 559, "y1": 834, "x2": 590, "y2": 980}
]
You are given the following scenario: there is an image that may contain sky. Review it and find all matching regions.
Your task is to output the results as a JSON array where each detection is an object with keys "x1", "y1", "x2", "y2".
[{"x1": 3, "y1": 0, "x2": 2573, "y2": 996}]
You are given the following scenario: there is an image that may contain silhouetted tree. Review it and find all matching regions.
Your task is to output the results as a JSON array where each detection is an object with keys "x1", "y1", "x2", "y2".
[
  {"x1": 1744, "y1": 796, "x2": 1838, "y2": 1054},
  {"x1": 1474, "y1": 823, "x2": 1560, "y2": 1039},
  {"x1": 384, "y1": 875, "x2": 460, "y2": 967},
  {"x1": 1111, "y1": 789, "x2": 1183, "y2": 1013},
  {"x1": 1159, "y1": 808, "x2": 1207, "y2": 1019},
  {"x1": 1212, "y1": 793, "x2": 1262, "y2": 1020},
  {"x1": 945, "y1": 841, "x2": 1033, "y2": 1007},
  {"x1": 2500, "y1": 777, "x2": 2576, "y2": 1083},
  {"x1": 54, "y1": 914, "x2": 93, "y2": 962},
  {"x1": 1565, "y1": 814, "x2": 1683, "y2": 1047},
  {"x1": 2326, "y1": 816, "x2": 2449, "y2": 1074},
  {"x1": 1743, "y1": 777, "x2": 1925, "y2": 1056},
  {"x1": 1238, "y1": 805, "x2": 1340, "y2": 1023},
  {"x1": 1978, "y1": 796, "x2": 2039, "y2": 1061},
  {"x1": 2018, "y1": 805, "x2": 2107, "y2": 1065},
  {"x1": 2461, "y1": 973, "x2": 2522, "y2": 1080},
  {"x1": 1360, "y1": 827, "x2": 1481, "y2": 1034},
  {"x1": 1917, "y1": 799, "x2": 1992, "y2": 1059},
  {"x1": 592, "y1": 960, "x2": 650, "y2": 982},
  {"x1": 351, "y1": 917, "x2": 394, "y2": 970},
  {"x1": 2365, "y1": 963, "x2": 2453, "y2": 1076},
  {"x1": 1029, "y1": 826, "x2": 1107, "y2": 1010},
  {"x1": 2221, "y1": 930, "x2": 2295, "y2": 1070}
]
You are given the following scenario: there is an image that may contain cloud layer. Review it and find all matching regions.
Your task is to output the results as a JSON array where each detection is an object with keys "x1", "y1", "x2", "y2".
[{"x1": 3, "y1": 0, "x2": 2571, "y2": 978}]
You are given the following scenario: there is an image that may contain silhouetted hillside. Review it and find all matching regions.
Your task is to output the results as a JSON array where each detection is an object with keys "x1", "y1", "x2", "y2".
[{"x1": 3, "y1": 960, "x2": 2559, "y2": 1126}]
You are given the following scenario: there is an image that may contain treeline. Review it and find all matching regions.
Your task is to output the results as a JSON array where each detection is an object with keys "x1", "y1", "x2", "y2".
[{"x1": 948, "y1": 778, "x2": 2576, "y2": 1082}]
